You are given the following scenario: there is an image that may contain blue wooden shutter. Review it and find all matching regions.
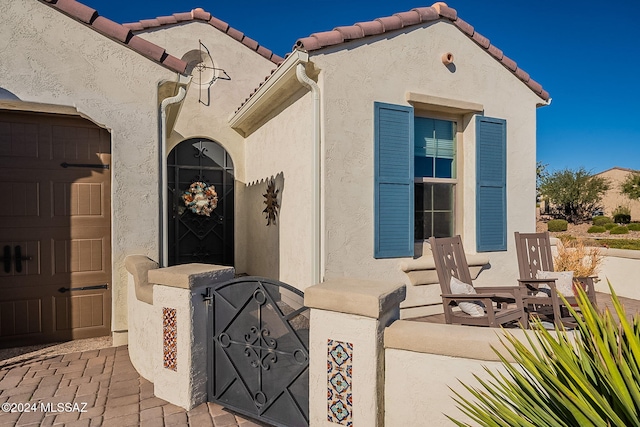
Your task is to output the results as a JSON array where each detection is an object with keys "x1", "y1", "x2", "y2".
[
  {"x1": 476, "y1": 116, "x2": 507, "y2": 252},
  {"x1": 374, "y1": 102, "x2": 414, "y2": 258}
]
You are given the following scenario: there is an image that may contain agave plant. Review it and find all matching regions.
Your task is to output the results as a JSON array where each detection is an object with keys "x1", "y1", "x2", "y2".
[{"x1": 449, "y1": 283, "x2": 640, "y2": 427}]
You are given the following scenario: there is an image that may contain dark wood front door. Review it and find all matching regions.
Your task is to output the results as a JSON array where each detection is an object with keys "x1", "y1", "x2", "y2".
[{"x1": 0, "y1": 110, "x2": 111, "y2": 346}]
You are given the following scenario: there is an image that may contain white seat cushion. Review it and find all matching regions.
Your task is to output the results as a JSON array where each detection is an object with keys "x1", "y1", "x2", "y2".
[
  {"x1": 449, "y1": 277, "x2": 485, "y2": 317},
  {"x1": 535, "y1": 270, "x2": 574, "y2": 297}
]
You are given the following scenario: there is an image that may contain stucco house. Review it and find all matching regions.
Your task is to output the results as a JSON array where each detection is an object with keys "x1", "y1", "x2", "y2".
[
  {"x1": 594, "y1": 167, "x2": 640, "y2": 220},
  {"x1": 0, "y1": 0, "x2": 549, "y2": 345}
]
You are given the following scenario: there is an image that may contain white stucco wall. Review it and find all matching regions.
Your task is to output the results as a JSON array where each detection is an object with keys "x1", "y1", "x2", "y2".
[
  {"x1": 135, "y1": 22, "x2": 278, "y2": 274},
  {"x1": 384, "y1": 320, "x2": 554, "y2": 427},
  {"x1": 307, "y1": 20, "x2": 542, "y2": 298},
  {"x1": 127, "y1": 274, "x2": 157, "y2": 381},
  {"x1": 135, "y1": 21, "x2": 276, "y2": 183},
  {"x1": 385, "y1": 349, "x2": 506, "y2": 426},
  {"x1": 242, "y1": 90, "x2": 315, "y2": 288},
  {"x1": 597, "y1": 249, "x2": 640, "y2": 300},
  {"x1": 0, "y1": 1, "x2": 178, "y2": 343}
]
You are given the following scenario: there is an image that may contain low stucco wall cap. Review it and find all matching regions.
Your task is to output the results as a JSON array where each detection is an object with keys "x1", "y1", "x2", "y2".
[
  {"x1": 124, "y1": 255, "x2": 158, "y2": 305},
  {"x1": 148, "y1": 263, "x2": 235, "y2": 290},
  {"x1": 304, "y1": 278, "x2": 406, "y2": 319}
]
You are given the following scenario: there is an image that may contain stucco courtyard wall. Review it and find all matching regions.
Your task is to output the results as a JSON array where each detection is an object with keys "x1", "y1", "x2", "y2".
[
  {"x1": 307, "y1": 20, "x2": 542, "y2": 307},
  {"x1": 384, "y1": 320, "x2": 540, "y2": 426},
  {"x1": 0, "y1": 1, "x2": 179, "y2": 344},
  {"x1": 596, "y1": 248, "x2": 640, "y2": 300},
  {"x1": 242, "y1": 90, "x2": 315, "y2": 289}
]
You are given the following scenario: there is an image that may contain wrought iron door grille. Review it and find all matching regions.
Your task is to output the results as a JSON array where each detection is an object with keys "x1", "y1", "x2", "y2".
[
  {"x1": 207, "y1": 277, "x2": 309, "y2": 427},
  {"x1": 168, "y1": 139, "x2": 234, "y2": 266}
]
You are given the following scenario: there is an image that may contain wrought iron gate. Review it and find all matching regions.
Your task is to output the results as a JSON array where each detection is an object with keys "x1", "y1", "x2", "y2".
[
  {"x1": 167, "y1": 139, "x2": 234, "y2": 266},
  {"x1": 206, "y1": 277, "x2": 309, "y2": 427}
]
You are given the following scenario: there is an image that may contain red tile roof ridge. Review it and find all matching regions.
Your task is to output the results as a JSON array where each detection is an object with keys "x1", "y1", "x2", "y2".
[
  {"x1": 122, "y1": 8, "x2": 284, "y2": 66},
  {"x1": 41, "y1": 0, "x2": 187, "y2": 74},
  {"x1": 293, "y1": 2, "x2": 549, "y2": 101}
]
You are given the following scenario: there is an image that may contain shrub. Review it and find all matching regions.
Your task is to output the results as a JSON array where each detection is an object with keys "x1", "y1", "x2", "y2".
[
  {"x1": 592, "y1": 215, "x2": 612, "y2": 226},
  {"x1": 587, "y1": 225, "x2": 606, "y2": 233},
  {"x1": 449, "y1": 284, "x2": 640, "y2": 427},
  {"x1": 628, "y1": 223, "x2": 640, "y2": 231},
  {"x1": 554, "y1": 239, "x2": 603, "y2": 277},
  {"x1": 613, "y1": 205, "x2": 632, "y2": 224},
  {"x1": 604, "y1": 222, "x2": 617, "y2": 230},
  {"x1": 614, "y1": 214, "x2": 632, "y2": 224},
  {"x1": 610, "y1": 225, "x2": 629, "y2": 234},
  {"x1": 613, "y1": 204, "x2": 632, "y2": 216},
  {"x1": 547, "y1": 219, "x2": 568, "y2": 232}
]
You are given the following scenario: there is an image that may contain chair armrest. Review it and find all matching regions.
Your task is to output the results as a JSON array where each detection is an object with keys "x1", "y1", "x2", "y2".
[
  {"x1": 517, "y1": 278, "x2": 557, "y2": 293},
  {"x1": 441, "y1": 293, "x2": 500, "y2": 299},
  {"x1": 476, "y1": 286, "x2": 522, "y2": 293},
  {"x1": 517, "y1": 278, "x2": 557, "y2": 283}
]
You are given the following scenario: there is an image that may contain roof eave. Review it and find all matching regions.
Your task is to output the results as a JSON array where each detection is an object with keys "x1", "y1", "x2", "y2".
[{"x1": 229, "y1": 50, "x2": 309, "y2": 137}]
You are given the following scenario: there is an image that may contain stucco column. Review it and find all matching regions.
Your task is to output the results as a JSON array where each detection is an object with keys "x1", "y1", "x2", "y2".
[
  {"x1": 304, "y1": 278, "x2": 406, "y2": 427},
  {"x1": 148, "y1": 264, "x2": 235, "y2": 410}
]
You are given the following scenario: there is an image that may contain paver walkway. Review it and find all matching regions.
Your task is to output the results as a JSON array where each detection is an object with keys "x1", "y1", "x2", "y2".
[{"x1": 0, "y1": 346, "x2": 268, "y2": 427}]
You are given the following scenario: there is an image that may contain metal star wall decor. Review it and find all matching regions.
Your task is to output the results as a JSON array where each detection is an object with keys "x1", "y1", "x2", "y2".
[{"x1": 263, "y1": 179, "x2": 279, "y2": 226}]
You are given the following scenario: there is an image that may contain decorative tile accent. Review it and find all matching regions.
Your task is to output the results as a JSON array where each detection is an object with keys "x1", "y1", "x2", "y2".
[
  {"x1": 163, "y1": 307, "x2": 177, "y2": 371},
  {"x1": 327, "y1": 339, "x2": 353, "y2": 426}
]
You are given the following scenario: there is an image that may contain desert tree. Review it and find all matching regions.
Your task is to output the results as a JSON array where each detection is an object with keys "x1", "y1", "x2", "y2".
[
  {"x1": 621, "y1": 172, "x2": 640, "y2": 201},
  {"x1": 538, "y1": 167, "x2": 609, "y2": 224}
]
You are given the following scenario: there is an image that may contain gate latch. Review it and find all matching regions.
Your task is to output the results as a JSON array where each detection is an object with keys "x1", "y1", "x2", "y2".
[{"x1": 202, "y1": 288, "x2": 213, "y2": 303}]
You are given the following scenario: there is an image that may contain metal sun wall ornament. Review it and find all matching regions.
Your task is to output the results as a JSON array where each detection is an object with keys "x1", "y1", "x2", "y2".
[{"x1": 263, "y1": 179, "x2": 279, "y2": 226}]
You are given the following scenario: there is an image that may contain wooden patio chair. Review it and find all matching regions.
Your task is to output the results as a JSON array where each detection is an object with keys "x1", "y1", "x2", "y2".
[
  {"x1": 429, "y1": 236, "x2": 527, "y2": 328},
  {"x1": 514, "y1": 231, "x2": 597, "y2": 327}
]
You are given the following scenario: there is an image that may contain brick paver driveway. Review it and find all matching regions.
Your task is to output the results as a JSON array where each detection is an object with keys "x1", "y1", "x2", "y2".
[{"x1": 0, "y1": 346, "x2": 267, "y2": 427}]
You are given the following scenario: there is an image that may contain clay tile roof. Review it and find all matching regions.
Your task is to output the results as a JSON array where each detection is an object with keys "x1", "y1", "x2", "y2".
[
  {"x1": 42, "y1": 0, "x2": 187, "y2": 74},
  {"x1": 394, "y1": 11, "x2": 422, "y2": 27},
  {"x1": 355, "y1": 21, "x2": 385, "y2": 37},
  {"x1": 293, "y1": 2, "x2": 549, "y2": 101},
  {"x1": 123, "y1": 8, "x2": 284, "y2": 65},
  {"x1": 54, "y1": 0, "x2": 97, "y2": 24}
]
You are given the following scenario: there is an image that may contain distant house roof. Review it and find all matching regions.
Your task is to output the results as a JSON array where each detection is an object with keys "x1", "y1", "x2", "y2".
[
  {"x1": 595, "y1": 166, "x2": 640, "y2": 176},
  {"x1": 41, "y1": 0, "x2": 188, "y2": 74},
  {"x1": 294, "y1": 2, "x2": 549, "y2": 102},
  {"x1": 122, "y1": 8, "x2": 285, "y2": 65}
]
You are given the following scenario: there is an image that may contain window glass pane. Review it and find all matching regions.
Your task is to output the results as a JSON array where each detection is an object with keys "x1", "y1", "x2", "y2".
[
  {"x1": 414, "y1": 210, "x2": 424, "y2": 239},
  {"x1": 433, "y1": 212, "x2": 453, "y2": 238},
  {"x1": 434, "y1": 158, "x2": 453, "y2": 178},
  {"x1": 414, "y1": 182, "x2": 454, "y2": 240},
  {"x1": 414, "y1": 118, "x2": 434, "y2": 177},
  {"x1": 422, "y1": 183, "x2": 433, "y2": 210},
  {"x1": 415, "y1": 183, "x2": 424, "y2": 211},
  {"x1": 434, "y1": 119, "x2": 454, "y2": 140},
  {"x1": 414, "y1": 156, "x2": 433, "y2": 177},
  {"x1": 433, "y1": 183, "x2": 453, "y2": 211},
  {"x1": 423, "y1": 213, "x2": 433, "y2": 240},
  {"x1": 414, "y1": 117, "x2": 456, "y2": 178}
]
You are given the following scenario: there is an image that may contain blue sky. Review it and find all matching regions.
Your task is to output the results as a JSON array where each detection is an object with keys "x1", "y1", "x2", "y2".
[{"x1": 81, "y1": 0, "x2": 640, "y2": 175}]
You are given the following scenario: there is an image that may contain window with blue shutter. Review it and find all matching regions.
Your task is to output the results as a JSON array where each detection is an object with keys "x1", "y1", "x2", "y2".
[
  {"x1": 374, "y1": 102, "x2": 414, "y2": 258},
  {"x1": 476, "y1": 116, "x2": 507, "y2": 252}
]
